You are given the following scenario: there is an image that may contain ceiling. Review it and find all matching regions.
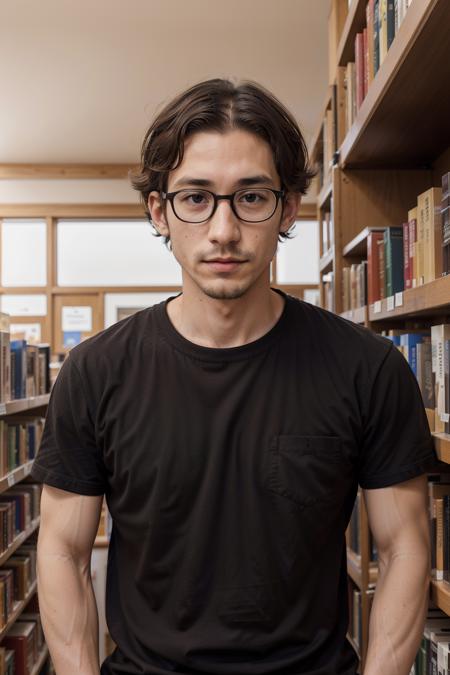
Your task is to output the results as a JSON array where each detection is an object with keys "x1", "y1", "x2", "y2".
[{"x1": 0, "y1": 0, "x2": 330, "y2": 165}]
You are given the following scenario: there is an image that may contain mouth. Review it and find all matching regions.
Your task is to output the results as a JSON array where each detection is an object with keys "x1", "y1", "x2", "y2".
[{"x1": 203, "y1": 258, "x2": 247, "y2": 272}]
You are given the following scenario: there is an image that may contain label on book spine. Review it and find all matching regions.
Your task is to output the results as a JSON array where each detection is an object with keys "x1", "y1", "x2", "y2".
[{"x1": 395, "y1": 292, "x2": 403, "y2": 306}]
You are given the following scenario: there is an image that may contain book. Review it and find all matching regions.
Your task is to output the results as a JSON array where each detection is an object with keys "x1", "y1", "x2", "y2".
[
  {"x1": 418, "y1": 187, "x2": 443, "y2": 284},
  {"x1": 373, "y1": 0, "x2": 380, "y2": 75},
  {"x1": 408, "y1": 208, "x2": 417, "y2": 287},
  {"x1": 1, "y1": 620, "x2": 36, "y2": 675},
  {"x1": 387, "y1": 0, "x2": 396, "y2": 50},
  {"x1": 431, "y1": 325, "x2": 450, "y2": 434},
  {"x1": 0, "y1": 314, "x2": 11, "y2": 405},
  {"x1": 355, "y1": 33, "x2": 365, "y2": 111},
  {"x1": 345, "y1": 62, "x2": 356, "y2": 132},
  {"x1": 379, "y1": 0, "x2": 388, "y2": 65},
  {"x1": 377, "y1": 235, "x2": 386, "y2": 300},
  {"x1": 366, "y1": 0, "x2": 375, "y2": 86},
  {"x1": 384, "y1": 226, "x2": 404, "y2": 296},
  {"x1": 10, "y1": 340, "x2": 27, "y2": 401},
  {"x1": 363, "y1": 28, "x2": 369, "y2": 99},
  {"x1": 367, "y1": 231, "x2": 385, "y2": 304}
]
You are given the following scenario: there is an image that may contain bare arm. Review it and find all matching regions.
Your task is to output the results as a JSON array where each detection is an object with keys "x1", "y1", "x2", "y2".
[
  {"x1": 363, "y1": 474, "x2": 430, "y2": 675},
  {"x1": 37, "y1": 485, "x2": 103, "y2": 675}
]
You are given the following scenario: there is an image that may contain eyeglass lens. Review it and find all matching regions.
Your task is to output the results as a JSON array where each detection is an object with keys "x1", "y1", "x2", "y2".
[{"x1": 172, "y1": 189, "x2": 278, "y2": 223}]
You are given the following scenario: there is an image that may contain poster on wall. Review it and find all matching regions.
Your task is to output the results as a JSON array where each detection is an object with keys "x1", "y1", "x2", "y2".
[
  {"x1": 10, "y1": 322, "x2": 42, "y2": 343},
  {"x1": 62, "y1": 306, "x2": 93, "y2": 332}
]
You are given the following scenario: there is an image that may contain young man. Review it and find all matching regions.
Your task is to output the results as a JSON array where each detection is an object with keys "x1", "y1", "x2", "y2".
[{"x1": 32, "y1": 79, "x2": 435, "y2": 675}]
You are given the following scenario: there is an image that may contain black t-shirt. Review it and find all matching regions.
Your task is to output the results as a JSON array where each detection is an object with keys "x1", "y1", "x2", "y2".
[{"x1": 31, "y1": 289, "x2": 436, "y2": 675}]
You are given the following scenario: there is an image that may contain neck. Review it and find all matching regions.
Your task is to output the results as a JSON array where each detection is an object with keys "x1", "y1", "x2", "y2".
[{"x1": 166, "y1": 277, "x2": 285, "y2": 349}]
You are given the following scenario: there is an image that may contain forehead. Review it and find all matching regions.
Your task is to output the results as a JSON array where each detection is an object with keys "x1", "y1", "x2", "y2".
[{"x1": 169, "y1": 129, "x2": 279, "y2": 186}]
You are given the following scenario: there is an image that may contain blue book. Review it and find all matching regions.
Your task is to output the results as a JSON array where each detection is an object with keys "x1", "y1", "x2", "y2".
[
  {"x1": 400, "y1": 333, "x2": 425, "y2": 376},
  {"x1": 385, "y1": 334, "x2": 401, "y2": 346},
  {"x1": 10, "y1": 340, "x2": 27, "y2": 400}
]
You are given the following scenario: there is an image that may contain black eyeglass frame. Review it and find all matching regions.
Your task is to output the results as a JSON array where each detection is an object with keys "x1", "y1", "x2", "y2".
[{"x1": 160, "y1": 188, "x2": 286, "y2": 224}]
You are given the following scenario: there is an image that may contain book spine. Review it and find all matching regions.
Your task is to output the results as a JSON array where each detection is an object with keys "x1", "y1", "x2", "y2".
[
  {"x1": 355, "y1": 33, "x2": 365, "y2": 110},
  {"x1": 379, "y1": 0, "x2": 388, "y2": 65},
  {"x1": 378, "y1": 236, "x2": 386, "y2": 300},
  {"x1": 445, "y1": 339, "x2": 450, "y2": 435},
  {"x1": 385, "y1": 229, "x2": 392, "y2": 297},
  {"x1": 431, "y1": 497, "x2": 437, "y2": 578},
  {"x1": 409, "y1": 210, "x2": 417, "y2": 287},
  {"x1": 391, "y1": 231, "x2": 405, "y2": 294},
  {"x1": 387, "y1": 0, "x2": 396, "y2": 49},
  {"x1": 367, "y1": 0, "x2": 375, "y2": 86},
  {"x1": 363, "y1": 28, "x2": 369, "y2": 100},
  {"x1": 437, "y1": 498, "x2": 444, "y2": 581},
  {"x1": 367, "y1": 232, "x2": 381, "y2": 304},
  {"x1": 403, "y1": 222, "x2": 411, "y2": 289},
  {"x1": 374, "y1": 0, "x2": 380, "y2": 74},
  {"x1": 445, "y1": 495, "x2": 450, "y2": 583}
]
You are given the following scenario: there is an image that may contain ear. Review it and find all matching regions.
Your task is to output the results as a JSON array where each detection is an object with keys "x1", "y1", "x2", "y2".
[
  {"x1": 279, "y1": 193, "x2": 302, "y2": 235},
  {"x1": 148, "y1": 191, "x2": 170, "y2": 237}
]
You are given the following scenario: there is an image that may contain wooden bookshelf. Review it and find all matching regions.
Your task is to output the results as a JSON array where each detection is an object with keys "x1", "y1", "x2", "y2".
[
  {"x1": 342, "y1": 227, "x2": 385, "y2": 258},
  {"x1": 319, "y1": 247, "x2": 334, "y2": 273},
  {"x1": 0, "y1": 460, "x2": 35, "y2": 496},
  {"x1": 0, "y1": 517, "x2": 40, "y2": 567},
  {"x1": 431, "y1": 580, "x2": 450, "y2": 616},
  {"x1": 368, "y1": 275, "x2": 450, "y2": 322},
  {"x1": 433, "y1": 433, "x2": 450, "y2": 464},
  {"x1": 340, "y1": 0, "x2": 450, "y2": 168},
  {"x1": 0, "y1": 394, "x2": 50, "y2": 417},
  {"x1": 31, "y1": 645, "x2": 49, "y2": 675},
  {"x1": 340, "y1": 306, "x2": 367, "y2": 325},
  {"x1": 336, "y1": 0, "x2": 367, "y2": 67},
  {"x1": 318, "y1": 180, "x2": 333, "y2": 209},
  {"x1": 0, "y1": 579, "x2": 37, "y2": 640},
  {"x1": 347, "y1": 549, "x2": 378, "y2": 590}
]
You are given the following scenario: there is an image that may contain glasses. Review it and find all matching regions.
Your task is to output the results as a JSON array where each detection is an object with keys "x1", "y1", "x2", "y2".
[{"x1": 161, "y1": 188, "x2": 285, "y2": 224}]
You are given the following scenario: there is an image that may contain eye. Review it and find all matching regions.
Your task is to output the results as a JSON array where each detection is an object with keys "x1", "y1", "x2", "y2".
[
  {"x1": 179, "y1": 191, "x2": 209, "y2": 204},
  {"x1": 238, "y1": 190, "x2": 269, "y2": 204}
]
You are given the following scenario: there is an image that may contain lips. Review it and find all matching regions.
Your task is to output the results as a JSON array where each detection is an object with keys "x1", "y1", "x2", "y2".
[{"x1": 203, "y1": 258, "x2": 246, "y2": 272}]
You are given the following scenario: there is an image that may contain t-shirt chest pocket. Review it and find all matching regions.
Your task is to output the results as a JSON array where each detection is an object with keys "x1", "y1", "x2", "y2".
[{"x1": 266, "y1": 435, "x2": 345, "y2": 508}]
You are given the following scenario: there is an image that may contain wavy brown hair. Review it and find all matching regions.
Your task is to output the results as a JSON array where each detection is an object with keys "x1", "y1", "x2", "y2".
[{"x1": 131, "y1": 78, "x2": 315, "y2": 245}]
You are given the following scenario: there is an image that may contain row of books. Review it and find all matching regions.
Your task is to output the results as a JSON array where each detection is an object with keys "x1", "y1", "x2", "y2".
[
  {"x1": 0, "y1": 484, "x2": 41, "y2": 552},
  {"x1": 0, "y1": 593, "x2": 45, "y2": 675},
  {"x1": 367, "y1": 180, "x2": 449, "y2": 305},
  {"x1": 342, "y1": 262, "x2": 368, "y2": 312},
  {"x1": 348, "y1": 491, "x2": 378, "y2": 562},
  {"x1": 344, "y1": 0, "x2": 412, "y2": 135},
  {"x1": 0, "y1": 314, "x2": 51, "y2": 404},
  {"x1": 0, "y1": 545, "x2": 37, "y2": 631},
  {"x1": 321, "y1": 210, "x2": 334, "y2": 256},
  {"x1": 410, "y1": 608, "x2": 450, "y2": 675},
  {"x1": 428, "y1": 479, "x2": 450, "y2": 586},
  {"x1": 322, "y1": 272, "x2": 335, "y2": 313},
  {"x1": 383, "y1": 324, "x2": 450, "y2": 434},
  {"x1": 0, "y1": 419, "x2": 45, "y2": 480}
]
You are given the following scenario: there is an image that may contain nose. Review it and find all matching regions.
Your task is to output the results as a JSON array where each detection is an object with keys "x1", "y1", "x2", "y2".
[{"x1": 207, "y1": 198, "x2": 241, "y2": 246}]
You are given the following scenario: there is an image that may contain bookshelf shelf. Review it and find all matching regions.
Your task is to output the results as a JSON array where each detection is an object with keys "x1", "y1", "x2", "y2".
[
  {"x1": 342, "y1": 227, "x2": 386, "y2": 258},
  {"x1": 0, "y1": 517, "x2": 40, "y2": 567},
  {"x1": 346, "y1": 632, "x2": 361, "y2": 658},
  {"x1": 320, "y1": 247, "x2": 334, "y2": 273},
  {"x1": 0, "y1": 460, "x2": 35, "y2": 496},
  {"x1": 318, "y1": 180, "x2": 333, "y2": 209},
  {"x1": 340, "y1": 306, "x2": 367, "y2": 325},
  {"x1": 31, "y1": 645, "x2": 49, "y2": 675},
  {"x1": 433, "y1": 433, "x2": 450, "y2": 464},
  {"x1": 340, "y1": 0, "x2": 450, "y2": 168},
  {"x1": 336, "y1": 0, "x2": 366, "y2": 68},
  {"x1": 0, "y1": 394, "x2": 50, "y2": 417},
  {"x1": 347, "y1": 549, "x2": 378, "y2": 590},
  {"x1": 0, "y1": 578, "x2": 37, "y2": 641},
  {"x1": 368, "y1": 274, "x2": 450, "y2": 322},
  {"x1": 431, "y1": 580, "x2": 450, "y2": 616}
]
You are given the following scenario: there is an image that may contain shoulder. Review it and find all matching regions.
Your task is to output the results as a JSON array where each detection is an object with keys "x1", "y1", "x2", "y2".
[
  {"x1": 287, "y1": 295, "x2": 393, "y2": 366},
  {"x1": 67, "y1": 302, "x2": 162, "y2": 375}
]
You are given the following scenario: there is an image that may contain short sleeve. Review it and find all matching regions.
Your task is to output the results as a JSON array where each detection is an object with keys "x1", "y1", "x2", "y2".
[
  {"x1": 30, "y1": 354, "x2": 106, "y2": 495},
  {"x1": 358, "y1": 343, "x2": 437, "y2": 489}
]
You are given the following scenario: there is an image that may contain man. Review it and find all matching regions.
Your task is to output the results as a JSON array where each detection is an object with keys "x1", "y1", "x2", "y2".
[{"x1": 32, "y1": 78, "x2": 435, "y2": 675}]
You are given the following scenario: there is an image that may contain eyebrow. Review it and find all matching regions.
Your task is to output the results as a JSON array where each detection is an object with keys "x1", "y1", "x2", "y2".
[{"x1": 171, "y1": 174, "x2": 275, "y2": 189}]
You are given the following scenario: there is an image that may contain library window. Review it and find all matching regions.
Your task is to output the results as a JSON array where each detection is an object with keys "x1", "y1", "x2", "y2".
[
  {"x1": 1, "y1": 219, "x2": 47, "y2": 287},
  {"x1": 276, "y1": 220, "x2": 319, "y2": 284},
  {"x1": 57, "y1": 219, "x2": 183, "y2": 287}
]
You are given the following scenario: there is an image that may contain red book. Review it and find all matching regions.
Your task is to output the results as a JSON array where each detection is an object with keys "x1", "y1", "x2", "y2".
[
  {"x1": 403, "y1": 221, "x2": 411, "y2": 289},
  {"x1": 408, "y1": 211, "x2": 417, "y2": 286},
  {"x1": 367, "y1": 231, "x2": 384, "y2": 304},
  {"x1": 355, "y1": 32, "x2": 365, "y2": 110},
  {"x1": 363, "y1": 28, "x2": 369, "y2": 99}
]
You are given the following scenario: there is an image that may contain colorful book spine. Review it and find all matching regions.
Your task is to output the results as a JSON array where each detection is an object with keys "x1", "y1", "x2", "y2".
[
  {"x1": 355, "y1": 32, "x2": 365, "y2": 110},
  {"x1": 373, "y1": 0, "x2": 380, "y2": 74},
  {"x1": 384, "y1": 226, "x2": 404, "y2": 296},
  {"x1": 403, "y1": 221, "x2": 411, "y2": 289}
]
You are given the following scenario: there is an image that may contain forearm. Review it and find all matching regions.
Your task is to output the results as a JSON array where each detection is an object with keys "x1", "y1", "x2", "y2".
[
  {"x1": 363, "y1": 550, "x2": 429, "y2": 675},
  {"x1": 37, "y1": 543, "x2": 101, "y2": 675}
]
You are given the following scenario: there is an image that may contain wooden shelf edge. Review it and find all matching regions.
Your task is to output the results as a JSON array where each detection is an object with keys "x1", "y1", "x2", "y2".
[
  {"x1": 320, "y1": 247, "x2": 334, "y2": 273},
  {"x1": 0, "y1": 579, "x2": 37, "y2": 640},
  {"x1": 318, "y1": 181, "x2": 333, "y2": 209},
  {"x1": 368, "y1": 274, "x2": 450, "y2": 321},
  {"x1": 0, "y1": 517, "x2": 40, "y2": 567},
  {"x1": 431, "y1": 580, "x2": 450, "y2": 615},
  {"x1": 0, "y1": 460, "x2": 35, "y2": 496},
  {"x1": 31, "y1": 645, "x2": 49, "y2": 675},
  {"x1": 342, "y1": 227, "x2": 386, "y2": 258},
  {"x1": 309, "y1": 87, "x2": 333, "y2": 163},
  {"x1": 433, "y1": 433, "x2": 450, "y2": 464},
  {"x1": 0, "y1": 394, "x2": 50, "y2": 417}
]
